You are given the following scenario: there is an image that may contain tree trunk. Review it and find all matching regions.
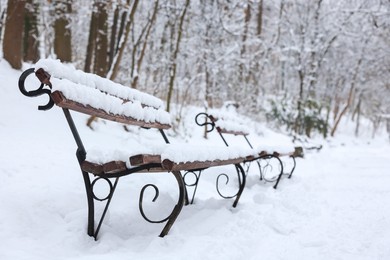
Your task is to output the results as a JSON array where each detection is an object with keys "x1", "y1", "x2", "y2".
[
  {"x1": 84, "y1": 0, "x2": 108, "y2": 76},
  {"x1": 108, "y1": 3, "x2": 119, "y2": 69},
  {"x1": 108, "y1": 0, "x2": 139, "y2": 81},
  {"x1": 257, "y1": 0, "x2": 263, "y2": 36},
  {"x1": 23, "y1": 0, "x2": 39, "y2": 62},
  {"x1": 84, "y1": 2, "x2": 97, "y2": 73},
  {"x1": 166, "y1": 0, "x2": 190, "y2": 112},
  {"x1": 330, "y1": 37, "x2": 368, "y2": 137},
  {"x1": 54, "y1": 0, "x2": 72, "y2": 62},
  {"x1": 93, "y1": 1, "x2": 108, "y2": 77},
  {"x1": 0, "y1": 7, "x2": 5, "y2": 46},
  {"x1": 131, "y1": 0, "x2": 159, "y2": 89},
  {"x1": 239, "y1": 2, "x2": 251, "y2": 83},
  {"x1": 3, "y1": 0, "x2": 26, "y2": 69}
]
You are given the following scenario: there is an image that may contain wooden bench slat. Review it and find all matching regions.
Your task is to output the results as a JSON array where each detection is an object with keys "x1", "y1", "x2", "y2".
[
  {"x1": 81, "y1": 159, "x2": 167, "y2": 175},
  {"x1": 51, "y1": 91, "x2": 171, "y2": 129},
  {"x1": 81, "y1": 161, "x2": 103, "y2": 175},
  {"x1": 217, "y1": 127, "x2": 248, "y2": 136},
  {"x1": 81, "y1": 160, "x2": 127, "y2": 175},
  {"x1": 102, "y1": 161, "x2": 127, "y2": 174},
  {"x1": 130, "y1": 154, "x2": 162, "y2": 166},
  {"x1": 162, "y1": 158, "x2": 245, "y2": 172}
]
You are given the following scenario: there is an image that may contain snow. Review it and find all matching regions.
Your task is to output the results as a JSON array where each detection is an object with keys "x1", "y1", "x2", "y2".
[
  {"x1": 205, "y1": 108, "x2": 295, "y2": 155},
  {"x1": 1, "y1": 60, "x2": 390, "y2": 260},
  {"x1": 49, "y1": 77, "x2": 171, "y2": 126},
  {"x1": 35, "y1": 58, "x2": 165, "y2": 109}
]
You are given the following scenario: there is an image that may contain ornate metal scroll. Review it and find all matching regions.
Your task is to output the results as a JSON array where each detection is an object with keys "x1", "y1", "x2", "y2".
[
  {"x1": 91, "y1": 177, "x2": 114, "y2": 201},
  {"x1": 215, "y1": 164, "x2": 246, "y2": 208},
  {"x1": 138, "y1": 170, "x2": 185, "y2": 237},
  {"x1": 195, "y1": 112, "x2": 230, "y2": 146},
  {"x1": 195, "y1": 112, "x2": 215, "y2": 133},
  {"x1": 256, "y1": 154, "x2": 284, "y2": 189},
  {"x1": 287, "y1": 156, "x2": 297, "y2": 179},
  {"x1": 90, "y1": 176, "x2": 119, "y2": 240},
  {"x1": 182, "y1": 170, "x2": 202, "y2": 205},
  {"x1": 18, "y1": 68, "x2": 54, "y2": 110},
  {"x1": 139, "y1": 184, "x2": 172, "y2": 223}
]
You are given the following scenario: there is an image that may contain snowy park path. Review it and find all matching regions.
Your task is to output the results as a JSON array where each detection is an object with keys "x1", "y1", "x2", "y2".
[{"x1": 268, "y1": 142, "x2": 390, "y2": 260}]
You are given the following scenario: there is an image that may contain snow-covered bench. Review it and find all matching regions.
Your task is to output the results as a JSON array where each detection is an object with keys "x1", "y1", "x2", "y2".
[
  {"x1": 18, "y1": 59, "x2": 250, "y2": 240},
  {"x1": 195, "y1": 111, "x2": 300, "y2": 189}
]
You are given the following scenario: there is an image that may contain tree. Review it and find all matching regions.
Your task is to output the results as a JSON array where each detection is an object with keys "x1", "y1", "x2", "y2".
[
  {"x1": 108, "y1": 0, "x2": 139, "y2": 81},
  {"x1": 23, "y1": 0, "x2": 39, "y2": 62},
  {"x1": 3, "y1": 0, "x2": 26, "y2": 69},
  {"x1": 84, "y1": 0, "x2": 108, "y2": 77},
  {"x1": 166, "y1": 0, "x2": 190, "y2": 112},
  {"x1": 54, "y1": 0, "x2": 72, "y2": 62},
  {"x1": 0, "y1": 2, "x2": 7, "y2": 49}
]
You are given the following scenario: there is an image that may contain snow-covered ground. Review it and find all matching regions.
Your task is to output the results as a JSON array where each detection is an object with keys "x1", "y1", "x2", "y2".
[{"x1": 1, "y1": 59, "x2": 390, "y2": 260}]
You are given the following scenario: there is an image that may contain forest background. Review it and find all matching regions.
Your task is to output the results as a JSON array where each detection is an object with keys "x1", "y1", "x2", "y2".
[{"x1": 1, "y1": 0, "x2": 389, "y2": 139}]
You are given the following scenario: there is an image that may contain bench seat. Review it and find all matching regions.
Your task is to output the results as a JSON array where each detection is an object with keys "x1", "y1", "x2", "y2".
[{"x1": 82, "y1": 143, "x2": 255, "y2": 175}]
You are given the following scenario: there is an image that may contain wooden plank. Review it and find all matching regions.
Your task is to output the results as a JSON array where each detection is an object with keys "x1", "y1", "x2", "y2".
[
  {"x1": 129, "y1": 154, "x2": 162, "y2": 166},
  {"x1": 245, "y1": 155, "x2": 256, "y2": 161},
  {"x1": 51, "y1": 91, "x2": 171, "y2": 129},
  {"x1": 135, "y1": 167, "x2": 167, "y2": 173},
  {"x1": 81, "y1": 161, "x2": 103, "y2": 175},
  {"x1": 102, "y1": 161, "x2": 127, "y2": 174},
  {"x1": 82, "y1": 160, "x2": 167, "y2": 175},
  {"x1": 217, "y1": 126, "x2": 248, "y2": 136},
  {"x1": 162, "y1": 157, "x2": 245, "y2": 172}
]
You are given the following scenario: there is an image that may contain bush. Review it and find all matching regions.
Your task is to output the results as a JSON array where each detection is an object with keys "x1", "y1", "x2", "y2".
[{"x1": 267, "y1": 98, "x2": 328, "y2": 138}]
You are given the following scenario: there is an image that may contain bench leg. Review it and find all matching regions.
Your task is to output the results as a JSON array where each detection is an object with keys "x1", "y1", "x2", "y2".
[
  {"x1": 159, "y1": 170, "x2": 185, "y2": 237},
  {"x1": 81, "y1": 173, "x2": 120, "y2": 240},
  {"x1": 81, "y1": 170, "x2": 95, "y2": 237},
  {"x1": 256, "y1": 160, "x2": 263, "y2": 181},
  {"x1": 287, "y1": 156, "x2": 297, "y2": 179},
  {"x1": 272, "y1": 156, "x2": 284, "y2": 189},
  {"x1": 256, "y1": 155, "x2": 284, "y2": 188},
  {"x1": 93, "y1": 177, "x2": 119, "y2": 240},
  {"x1": 233, "y1": 164, "x2": 246, "y2": 207},
  {"x1": 182, "y1": 170, "x2": 203, "y2": 205},
  {"x1": 138, "y1": 170, "x2": 185, "y2": 237}
]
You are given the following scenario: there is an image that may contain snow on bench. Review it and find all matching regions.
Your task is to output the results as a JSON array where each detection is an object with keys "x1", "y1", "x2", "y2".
[
  {"x1": 196, "y1": 111, "x2": 298, "y2": 189},
  {"x1": 18, "y1": 59, "x2": 249, "y2": 240},
  {"x1": 207, "y1": 112, "x2": 296, "y2": 157}
]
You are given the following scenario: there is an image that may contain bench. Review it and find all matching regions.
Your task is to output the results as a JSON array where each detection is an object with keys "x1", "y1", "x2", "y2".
[
  {"x1": 18, "y1": 59, "x2": 253, "y2": 240},
  {"x1": 194, "y1": 110, "x2": 300, "y2": 189}
]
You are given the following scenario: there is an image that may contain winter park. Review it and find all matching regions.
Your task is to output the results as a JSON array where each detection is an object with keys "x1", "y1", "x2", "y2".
[{"x1": 1, "y1": 1, "x2": 390, "y2": 260}]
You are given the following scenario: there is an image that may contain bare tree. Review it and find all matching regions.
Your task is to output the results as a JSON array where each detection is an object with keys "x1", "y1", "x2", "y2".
[
  {"x1": 54, "y1": 0, "x2": 72, "y2": 62},
  {"x1": 84, "y1": 0, "x2": 109, "y2": 76},
  {"x1": 3, "y1": 0, "x2": 26, "y2": 69},
  {"x1": 166, "y1": 0, "x2": 190, "y2": 112}
]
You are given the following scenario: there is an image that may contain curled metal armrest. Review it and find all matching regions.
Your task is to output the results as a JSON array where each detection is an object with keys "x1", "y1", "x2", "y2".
[{"x1": 18, "y1": 68, "x2": 54, "y2": 111}]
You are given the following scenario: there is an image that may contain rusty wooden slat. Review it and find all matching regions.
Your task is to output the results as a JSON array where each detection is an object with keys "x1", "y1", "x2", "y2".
[
  {"x1": 51, "y1": 91, "x2": 171, "y2": 129},
  {"x1": 245, "y1": 155, "x2": 255, "y2": 161},
  {"x1": 162, "y1": 157, "x2": 245, "y2": 172},
  {"x1": 136, "y1": 167, "x2": 167, "y2": 173},
  {"x1": 129, "y1": 154, "x2": 162, "y2": 166},
  {"x1": 81, "y1": 161, "x2": 103, "y2": 175},
  {"x1": 102, "y1": 161, "x2": 127, "y2": 174},
  {"x1": 35, "y1": 68, "x2": 52, "y2": 86},
  {"x1": 82, "y1": 160, "x2": 167, "y2": 176},
  {"x1": 217, "y1": 127, "x2": 248, "y2": 136}
]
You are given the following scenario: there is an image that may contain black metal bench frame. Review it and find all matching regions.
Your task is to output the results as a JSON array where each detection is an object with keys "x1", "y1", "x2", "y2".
[
  {"x1": 194, "y1": 112, "x2": 297, "y2": 189},
  {"x1": 18, "y1": 67, "x2": 247, "y2": 240}
]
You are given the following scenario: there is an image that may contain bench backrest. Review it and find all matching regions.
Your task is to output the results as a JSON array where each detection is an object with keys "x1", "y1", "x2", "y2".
[
  {"x1": 195, "y1": 111, "x2": 299, "y2": 157},
  {"x1": 21, "y1": 59, "x2": 171, "y2": 130}
]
